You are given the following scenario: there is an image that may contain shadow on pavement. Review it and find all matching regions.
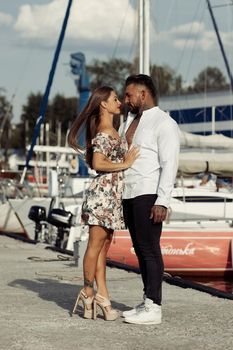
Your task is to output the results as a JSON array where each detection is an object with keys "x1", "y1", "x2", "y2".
[{"x1": 8, "y1": 278, "x2": 129, "y2": 316}]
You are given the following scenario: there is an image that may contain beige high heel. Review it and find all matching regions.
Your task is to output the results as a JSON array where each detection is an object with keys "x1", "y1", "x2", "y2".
[
  {"x1": 72, "y1": 289, "x2": 96, "y2": 319},
  {"x1": 94, "y1": 294, "x2": 118, "y2": 321}
]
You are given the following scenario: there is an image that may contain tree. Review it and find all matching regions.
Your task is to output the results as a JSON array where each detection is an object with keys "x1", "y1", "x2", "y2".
[
  {"x1": 0, "y1": 91, "x2": 13, "y2": 162},
  {"x1": 150, "y1": 64, "x2": 183, "y2": 96},
  {"x1": 87, "y1": 58, "x2": 133, "y2": 96},
  {"x1": 49, "y1": 94, "x2": 78, "y2": 145},
  {"x1": 87, "y1": 58, "x2": 184, "y2": 97},
  {"x1": 191, "y1": 66, "x2": 228, "y2": 92},
  {"x1": 50, "y1": 94, "x2": 77, "y2": 130},
  {"x1": 20, "y1": 92, "x2": 45, "y2": 147},
  {"x1": 20, "y1": 93, "x2": 78, "y2": 147},
  {"x1": 9, "y1": 122, "x2": 24, "y2": 150}
]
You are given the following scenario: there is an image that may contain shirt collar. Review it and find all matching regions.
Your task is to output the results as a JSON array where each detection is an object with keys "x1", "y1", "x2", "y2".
[{"x1": 128, "y1": 106, "x2": 158, "y2": 120}]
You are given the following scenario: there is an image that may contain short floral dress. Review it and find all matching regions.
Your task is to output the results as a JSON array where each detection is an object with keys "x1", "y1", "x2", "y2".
[{"x1": 81, "y1": 132, "x2": 127, "y2": 230}]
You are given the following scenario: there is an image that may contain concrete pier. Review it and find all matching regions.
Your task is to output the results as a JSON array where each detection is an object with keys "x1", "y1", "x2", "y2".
[{"x1": 0, "y1": 235, "x2": 233, "y2": 350}]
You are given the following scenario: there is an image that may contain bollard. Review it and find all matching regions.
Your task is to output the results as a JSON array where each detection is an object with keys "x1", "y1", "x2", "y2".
[{"x1": 73, "y1": 240, "x2": 80, "y2": 266}]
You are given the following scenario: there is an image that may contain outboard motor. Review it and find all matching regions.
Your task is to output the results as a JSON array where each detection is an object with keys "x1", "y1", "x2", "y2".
[
  {"x1": 28, "y1": 206, "x2": 47, "y2": 241},
  {"x1": 47, "y1": 208, "x2": 73, "y2": 249}
]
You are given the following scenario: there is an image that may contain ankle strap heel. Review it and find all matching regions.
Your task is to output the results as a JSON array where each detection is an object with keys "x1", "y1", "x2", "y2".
[
  {"x1": 72, "y1": 289, "x2": 95, "y2": 320},
  {"x1": 95, "y1": 294, "x2": 118, "y2": 321}
]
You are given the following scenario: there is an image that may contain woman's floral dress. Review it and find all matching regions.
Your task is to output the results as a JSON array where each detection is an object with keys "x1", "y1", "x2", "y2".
[{"x1": 81, "y1": 132, "x2": 127, "y2": 230}]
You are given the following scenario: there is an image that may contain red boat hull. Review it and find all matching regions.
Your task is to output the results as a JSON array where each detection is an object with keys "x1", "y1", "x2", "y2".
[{"x1": 108, "y1": 229, "x2": 233, "y2": 277}]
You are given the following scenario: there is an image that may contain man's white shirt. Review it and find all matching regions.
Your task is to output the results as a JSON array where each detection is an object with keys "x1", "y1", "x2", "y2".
[{"x1": 119, "y1": 106, "x2": 180, "y2": 208}]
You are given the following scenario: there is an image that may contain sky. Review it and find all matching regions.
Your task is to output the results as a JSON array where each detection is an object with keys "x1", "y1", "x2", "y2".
[{"x1": 0, "y1": 0, "x2": 233, "y2": 122}]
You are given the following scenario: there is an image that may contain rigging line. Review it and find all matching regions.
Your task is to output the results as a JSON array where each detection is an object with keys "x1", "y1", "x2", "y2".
[
  {"x1": 111, "y1": 0, "x2": 130, "y2": 59},
  {"x1": 183, "y1": 2, "x2": 206, "y2": 87},
  {"x1": 160, "y1": 0, "x2": 176, "y2": 34},
  {"x1": 226, "y1": 0, "x2": 233, "y2": 95},
  {"x1": 10, "y1": 1, "x2": 59, "y2": 118},
  {"x1": 207, "y1": 0, "x2": 233, "y2": 91},
  {"x1": 127, "y1": 1, "x2": 138, "y2": 62},
  {"x1": 223, "y1": 0, "x2": 233, "y2": 135},
  {"x1": 150, "y1": 0, "x2": 176, "y2": 35},
  {"x1": 211, "y1": 3, "x2": 233, "y2": 8},
  {"x1": 9, "y1": 48, "x2": 33, "y2": 104},
  {"x1": 172, "y1": 7, "x2": 207, "y2": 125},
  {"x1": 127, "y1": 29, "x2": 137, "y2": 62},
  {"x1": 150, "y1": 0, "x2": 176, "y2": 65},
  {"x1": 174, "y1": 0, "x2": 203, "y2": 76},
  {"x1": 173, "y1": 1, "x2": 205, "y2": 115},
  {"x1": 148, "y1": 2, "x2": 175, "y2": 102}
]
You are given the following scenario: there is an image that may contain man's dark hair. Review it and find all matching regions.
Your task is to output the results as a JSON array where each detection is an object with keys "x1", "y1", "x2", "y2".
[{"x1": 125, "y1": 74, "x2": 157, "y2": 101}]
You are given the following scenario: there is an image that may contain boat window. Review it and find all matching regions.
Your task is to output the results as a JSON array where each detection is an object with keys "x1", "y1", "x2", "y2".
[{"x1": 174, "y1": 196, "x2": 233, "y2": 203}]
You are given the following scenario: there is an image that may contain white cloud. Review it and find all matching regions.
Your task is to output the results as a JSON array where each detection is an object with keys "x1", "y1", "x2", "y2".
[
  {"x1": 0, "y1": 12, "x2": 13, "y2": 26},
  {"x1": 221, "y1": 31, "x2": 233, "y2": 49},
  {"x1": 156, "y1": 21, "x2": 233, "y2": 52},
  {"x1": 170, "y1": 21, "x2": 205, "y2": 37},
  {"x1": 14, "y1": 0, "x2": 136, "y2": 52}
]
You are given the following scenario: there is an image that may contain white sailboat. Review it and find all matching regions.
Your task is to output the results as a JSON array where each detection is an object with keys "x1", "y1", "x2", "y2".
[{"x1": 107, "y1": 0, "x2": 233, "y2": 277}]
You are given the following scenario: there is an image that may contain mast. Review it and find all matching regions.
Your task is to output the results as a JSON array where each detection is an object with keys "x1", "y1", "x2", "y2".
[
  {"x1": 70, "y1": 52, "x2": 90, "y2": 175},
  {"x1": 206, "y1": 0, "x2": 233, "y2": 91},
  {"x1": 138, "y1": 0, "x2": 150, "y2": 75},
  {"x1": 20, "y1": 0, "x2": 73, "y2": 184}
]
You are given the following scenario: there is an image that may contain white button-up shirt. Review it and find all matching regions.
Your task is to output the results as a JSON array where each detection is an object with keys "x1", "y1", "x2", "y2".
[{"x1": 119, "y1": 106, "x2": 180, "y2": 208}]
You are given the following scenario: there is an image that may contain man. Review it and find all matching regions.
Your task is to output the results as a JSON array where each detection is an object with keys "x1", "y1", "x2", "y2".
[{"x1": 120, "y1": 74, "x2": 180, "y2": 325}]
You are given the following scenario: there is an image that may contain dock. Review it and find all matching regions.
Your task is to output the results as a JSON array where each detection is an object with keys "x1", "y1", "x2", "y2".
[{"x1": 0, "y1": 235, "x2": 233, "y2": 350}]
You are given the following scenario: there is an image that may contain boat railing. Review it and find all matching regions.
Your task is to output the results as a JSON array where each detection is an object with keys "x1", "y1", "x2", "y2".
[{"x1": 0, "y1": 178, "x2": 34, "y2": 203}]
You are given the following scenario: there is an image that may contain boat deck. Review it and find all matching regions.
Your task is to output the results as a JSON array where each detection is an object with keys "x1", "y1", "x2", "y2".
[{"x1": 0, "y1": 235, "x2": 233, "y2": 350}]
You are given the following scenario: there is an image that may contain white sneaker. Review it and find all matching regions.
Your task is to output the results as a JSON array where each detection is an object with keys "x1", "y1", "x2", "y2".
[
  {"x1": 122, "y1": 294, "x2": 146, "y2": 318},
  {"x1": 124, "y1": 298, "x2": 161, "y2": 325}
]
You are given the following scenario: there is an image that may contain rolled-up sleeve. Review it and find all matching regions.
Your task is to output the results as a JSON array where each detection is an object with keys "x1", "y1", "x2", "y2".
[{"x1": 155, "y1": 119, "x2": 180, "y2": 208}]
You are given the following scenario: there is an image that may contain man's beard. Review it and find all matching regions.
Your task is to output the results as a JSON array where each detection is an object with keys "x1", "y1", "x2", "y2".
[{"x1": 125, "y1": 103, "x2": 141, "y2": 115}]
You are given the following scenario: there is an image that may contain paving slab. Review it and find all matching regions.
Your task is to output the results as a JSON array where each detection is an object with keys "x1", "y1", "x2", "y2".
[{"x1": 0, "y1": 235, "x2": 233, "y2": 350}]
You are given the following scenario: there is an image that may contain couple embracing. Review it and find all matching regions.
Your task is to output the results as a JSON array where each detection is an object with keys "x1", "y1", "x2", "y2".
[{"x1": 68, "y1": 74, "x2": 180, "y2": 325}]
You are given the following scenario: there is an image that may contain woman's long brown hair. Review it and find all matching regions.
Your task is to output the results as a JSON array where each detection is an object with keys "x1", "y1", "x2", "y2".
[{"x1": 68, "y1": 86, "x2": 114, "y2": 168}]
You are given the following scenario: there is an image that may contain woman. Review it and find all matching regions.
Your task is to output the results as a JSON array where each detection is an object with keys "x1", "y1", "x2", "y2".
[{"x1": 68, "y1": 86, "x2": 139, "y2": 321}]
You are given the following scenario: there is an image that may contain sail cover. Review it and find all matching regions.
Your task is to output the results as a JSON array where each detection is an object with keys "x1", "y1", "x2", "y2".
[
  {"x1": 180, "y1": 131, "x2": 233, "y2": 150},
  {"x1": 178, "y1": 152, "x2": 233, "y2": 176}
]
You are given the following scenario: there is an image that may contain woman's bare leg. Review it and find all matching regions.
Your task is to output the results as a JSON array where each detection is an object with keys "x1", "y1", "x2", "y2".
[
  {"x1": 83, "y1": 225, "x2": 109, "y2": 297},
  {"x1": 95, "y1": 232, "x2": 113, "y2": 299}
]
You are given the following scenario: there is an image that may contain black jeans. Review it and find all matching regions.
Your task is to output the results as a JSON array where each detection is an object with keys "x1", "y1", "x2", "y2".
[{"x1": 123, "y1": 194, "x2": 164, "y2": 305}]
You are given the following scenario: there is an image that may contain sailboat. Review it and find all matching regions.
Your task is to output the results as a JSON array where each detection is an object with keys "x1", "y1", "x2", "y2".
[{"x1": 107, "y1": 0, "x2": 233, "y2": 278}]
